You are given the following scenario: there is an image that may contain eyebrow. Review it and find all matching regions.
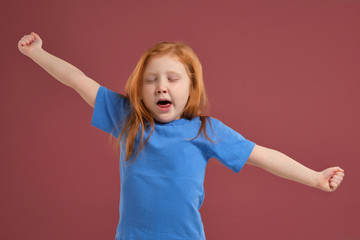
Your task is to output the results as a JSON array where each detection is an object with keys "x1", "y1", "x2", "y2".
[{"x1": 145, "y1": 71, "x2": 181, "y2": 76}]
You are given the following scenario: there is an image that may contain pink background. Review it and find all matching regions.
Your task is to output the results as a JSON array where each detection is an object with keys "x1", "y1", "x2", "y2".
[{"x1": 1, "y1": 0, "x2": 359, "y2": 239}]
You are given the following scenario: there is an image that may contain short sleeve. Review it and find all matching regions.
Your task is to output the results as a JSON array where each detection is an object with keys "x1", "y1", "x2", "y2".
[
  {"x1": 207, "y1": 118, "x2": 256, "y2": 174},
  {"x1": 91, "y1": 85, "x2": 130, "y2": 138}
]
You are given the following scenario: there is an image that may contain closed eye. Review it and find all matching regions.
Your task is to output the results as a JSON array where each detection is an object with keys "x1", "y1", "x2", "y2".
[{"x1": 145, "y1": 79, "x2": 156, "y2": 83}]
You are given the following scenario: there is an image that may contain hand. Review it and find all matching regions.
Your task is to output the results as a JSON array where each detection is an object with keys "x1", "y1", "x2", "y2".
[
  {"x1": 315, "y1": 167, "x2": 345, "y2": 192},
  {"x1": 18, "y1": 32, "x2": 43, "y2": 57}
]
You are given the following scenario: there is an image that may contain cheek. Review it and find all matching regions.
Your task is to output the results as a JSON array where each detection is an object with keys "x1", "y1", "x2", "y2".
[
  {"x1": 179, "y1": 89, "x2": 190, "y2": 105},
  {"x1": 141, "y1": 86, "x2": 155, "y2": 107},
  {"x1": 141, "y1": 85, "x2": 151, "y2": 99}
]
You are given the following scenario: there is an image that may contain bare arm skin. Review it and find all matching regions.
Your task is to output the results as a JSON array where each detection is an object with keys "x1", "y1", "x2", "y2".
[
  {"x1": 18, "y1": 32, "x2": 100, "y2": 108},
  {"x1": 246, "y1": 145, "x2": 345, "y2": 192}
]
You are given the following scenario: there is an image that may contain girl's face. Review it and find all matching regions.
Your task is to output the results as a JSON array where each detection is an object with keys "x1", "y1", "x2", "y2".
[{"x1": 141, "y1": 54, "x2": 191, "y2": 123}]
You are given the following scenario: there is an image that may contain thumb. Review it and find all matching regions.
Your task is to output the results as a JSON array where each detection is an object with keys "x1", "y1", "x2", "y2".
[{"x1": 31, "y1": 32, "x2": 41, "y2": 40}]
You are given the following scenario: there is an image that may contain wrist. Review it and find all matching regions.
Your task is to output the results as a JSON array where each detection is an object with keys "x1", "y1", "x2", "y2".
[
  {"x1": 28, "y1": 47, "x2": 45, "y2": 59},
  {"x1": 312, "y1": 171, "x2": 321, "y2": 189}
]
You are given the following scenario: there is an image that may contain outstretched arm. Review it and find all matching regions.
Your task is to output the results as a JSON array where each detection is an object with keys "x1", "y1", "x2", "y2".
[
  {"x1": 246, "y1": 145, "x2": 345, "y2": 192},
  {"x1": 18, "y1": 32, "x2": 100, "y2": 108}
]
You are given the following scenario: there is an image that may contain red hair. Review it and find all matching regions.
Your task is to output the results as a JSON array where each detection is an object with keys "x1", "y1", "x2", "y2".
[{"x1": 110, "y1": 41, "x2": 213, "y2": 163}]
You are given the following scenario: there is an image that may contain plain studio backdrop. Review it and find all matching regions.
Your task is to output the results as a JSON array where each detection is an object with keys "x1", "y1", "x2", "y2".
[{"x1": 0, "y1": 0, "x2": 359, "y2": 239}]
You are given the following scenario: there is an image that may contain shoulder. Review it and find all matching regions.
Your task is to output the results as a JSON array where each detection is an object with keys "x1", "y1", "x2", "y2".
[
  {"x1": 98, "y1": 85, "x2": 131, "y2": 110},
  {"x1": 205, "y1": 116, "x2": 249, "y2": 140},
  {"x1": 99, "y1": 85, "x2": 128, "y2": 101},
  {"x1": 205, "y1": 116, "x2": 230, "y2": 132}
]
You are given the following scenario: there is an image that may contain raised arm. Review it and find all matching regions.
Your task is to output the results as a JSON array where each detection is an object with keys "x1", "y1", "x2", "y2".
[
  {"x1": 18, "y1": 32, "x2": 100, "y2": 108},
  {"x1": 246, "y1": 145, "x2": 345, "y2": 192}
]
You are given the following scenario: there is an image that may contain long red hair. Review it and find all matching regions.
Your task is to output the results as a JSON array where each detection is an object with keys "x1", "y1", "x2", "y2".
[{"x1": 110, "y1": 41, "x2": 213, "y2": 163}]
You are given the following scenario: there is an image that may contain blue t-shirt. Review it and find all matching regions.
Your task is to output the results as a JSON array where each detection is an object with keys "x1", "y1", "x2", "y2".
[{"x1": 91, "y1": 85, "x2": 256, "y2": 240}]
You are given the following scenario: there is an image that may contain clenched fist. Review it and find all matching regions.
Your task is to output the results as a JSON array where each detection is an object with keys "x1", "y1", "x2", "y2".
[
  {"x1": 18, "y1": 32, "x2": 43, "y2": 57},
  {"x1": 316, "y1": 167, "x2": 345, "y2": 192}
]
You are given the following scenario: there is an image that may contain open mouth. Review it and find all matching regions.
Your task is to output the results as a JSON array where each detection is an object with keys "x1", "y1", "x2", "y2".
[{"x1": 157, "y1": 100, "x2": 172, "y2": 111}]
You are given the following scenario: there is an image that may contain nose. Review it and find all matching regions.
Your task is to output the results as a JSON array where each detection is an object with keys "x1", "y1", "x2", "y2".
[
  {"x1": 156, "y1": 79, "x2": 168, "y2": 94},
  {"x1": 157, "y1": 88, "x2": 167, "y2": 94}
]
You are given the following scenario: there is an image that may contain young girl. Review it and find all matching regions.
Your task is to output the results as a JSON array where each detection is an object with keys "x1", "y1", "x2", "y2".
[{"x1": 18, "y1": 32, "x2": 345, "y2": 240}]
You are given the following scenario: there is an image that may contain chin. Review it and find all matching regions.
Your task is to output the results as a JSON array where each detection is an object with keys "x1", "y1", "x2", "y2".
[
  {"x1": 154, "y1": 114, "x2": 176, "y2": 123},
  {"x1": 156, "y1": 117, "x2": 173, "y2": 123}
]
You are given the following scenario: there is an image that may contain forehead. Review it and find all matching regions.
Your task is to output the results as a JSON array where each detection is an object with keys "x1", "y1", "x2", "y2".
[{"x1": 143, "y1": 54, "x2": 187, "y2": 75}]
